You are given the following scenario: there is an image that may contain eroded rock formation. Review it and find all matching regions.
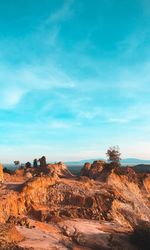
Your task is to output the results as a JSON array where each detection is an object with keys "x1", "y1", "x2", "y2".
[
  {"x1": 0, "y1": 223, "x2": 24, "y2": 249},
  {"x1": 0, "y1": 164, "x2": 4, "y2": 183},
  {"x1": 0, "y1": 160, "x2": 150, "y2": 249},
  {"x1": 38, "y1": 156, "x2": 47, "y2": 169},
  {"x1": 80, "y1": 160, "x2": 107, "y2": 179},
  {"x1": 47, "y1": 162, "x2": 73, "y2": 178}
]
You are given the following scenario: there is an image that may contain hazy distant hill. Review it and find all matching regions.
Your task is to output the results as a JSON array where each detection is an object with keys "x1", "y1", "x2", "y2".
[
  {"x1": 133, "y1": 164, "x2": 150, "y2": 173},
  {"x1": 121, "y1": 158, "x2": 150, "y2": 164},
  {"x1": 65, "y1": 158, "x2": 150, "y2": 165}
]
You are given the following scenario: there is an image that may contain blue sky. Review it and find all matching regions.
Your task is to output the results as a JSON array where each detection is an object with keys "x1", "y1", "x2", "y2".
[{"x1": 0, "y1": 0, "x2": 150, "y2": 162}]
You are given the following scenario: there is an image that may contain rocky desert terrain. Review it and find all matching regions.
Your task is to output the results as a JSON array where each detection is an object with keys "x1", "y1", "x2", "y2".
[{"x1": 0, "y1": 159, "x2": 150, "y2": 249}]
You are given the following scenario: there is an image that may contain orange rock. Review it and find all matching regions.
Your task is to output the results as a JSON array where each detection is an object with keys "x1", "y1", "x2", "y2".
[
  {"x1": 0, "y1": 223, "x2": 23, "y2": 243},
  {"x1": 0, "y1": 164, "x2": 4, "y2": 183},
  {"x1": 143, "y1": 175, "x2": 150, "y2": 193},
  {"x1": 47, "y1": 162, "x2": 73, "y2": 178}
]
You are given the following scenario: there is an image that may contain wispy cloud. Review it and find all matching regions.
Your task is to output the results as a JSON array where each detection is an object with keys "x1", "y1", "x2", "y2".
[
  {"x1": 0, "y1": 62, "x2": 75, "y2": 109},
  {"x1": 47, "y1": 0, "x2": 74, "y2": 23},
  {"x1": 117, "y1": 30, "x2": 149, "y2": 58},
  {"x1": 1, "y1": 88, "x2": 26, "y2": 109}
]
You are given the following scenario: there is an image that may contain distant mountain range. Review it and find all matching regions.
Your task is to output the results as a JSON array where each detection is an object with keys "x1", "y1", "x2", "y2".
[{"x1": 65, "y1": 158, "x2": 150, "y2": 166}]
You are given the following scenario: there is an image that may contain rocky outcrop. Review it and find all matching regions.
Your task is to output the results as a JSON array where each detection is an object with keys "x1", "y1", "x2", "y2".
[
  {"x1": 0, "y1": 177, "x2": 57, "y2": 223},
  {"x1": 22, "y1": 161, "x2": 73, "y2": 179},
  {"x1": 143, "y1": 175, "x2": 150, "y2": 194},
  {"x1": 0, "y1": 175, "x2": 114, "y2": 223},
  {"x1": 0, "y1": 223, "x2": 24, "y2": 249},
  {"x1": 0, "y1": 160, "x2": 150, "y2": 249},
  {"x1": 38, "y1": 156, "x2": 47, "y2": 169},
  {"x1": 43, "y1": 181, "x2": 116, "y2": 221},
  {"x1": 107, "y1": 169, "x2": 150, "y2": 227},
  {"x1": 47, "y1": 162, "x2": 73, "y2": 178},
  {"x1": 21, "y1": 176, "x2": 57, "y2": 210},
  {"x1": 80, "y1": 162, "x2": 91, "y2": 176},
  {"x1": 0, "y1": 164, "x2": 4, "y2": 183},
  {"x1": 80, "y1": 162, "x2": 150, "y2": 227},
  {"x1": 80, "y1": 160, "x2": 107, "y2": 180},
  {"x1": 1, "y1": 169, "x2": 150, "y2": 228}
]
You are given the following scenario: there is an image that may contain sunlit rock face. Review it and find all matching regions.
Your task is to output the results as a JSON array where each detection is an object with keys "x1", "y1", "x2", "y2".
[
  {"x1": 0, "y1": 164, "x2": 4, "y2": 183},
  {"x1": 143, "y1": 175, "x2": 150, "y2": 193},
  {"x1": 80, "y1": 161, "x2": 150, "y2": 227},
  {"x1": 107, "y1": 169, "x2": 150, "y2": 227},
  {"x1": 47, "y1": 162, "x2": 73, "y2": 178}
]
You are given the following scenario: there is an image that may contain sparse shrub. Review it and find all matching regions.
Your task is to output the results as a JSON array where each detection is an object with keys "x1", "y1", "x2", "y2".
[{"x1": 14, "y1": 160, "x2": 20, "y2": 165}]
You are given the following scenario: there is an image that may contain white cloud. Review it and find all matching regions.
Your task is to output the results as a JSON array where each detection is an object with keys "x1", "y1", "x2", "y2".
[{"x1": 49, "y1": 120, "x2": 71, "y2": 129}]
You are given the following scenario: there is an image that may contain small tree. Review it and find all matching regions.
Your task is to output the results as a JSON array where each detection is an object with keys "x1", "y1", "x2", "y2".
[
  {"x1": 14, "y1": 160, "x2": 20, "y2": 165},
  {"x1": 106, "y1": 146, "x2": 121, "y2": 167}
]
